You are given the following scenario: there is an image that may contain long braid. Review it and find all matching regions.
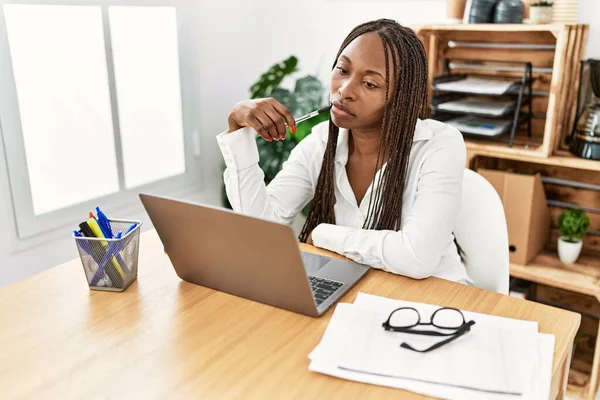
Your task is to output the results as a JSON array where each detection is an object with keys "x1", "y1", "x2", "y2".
[{"x1": 299, "y1": 19, "x2": 428, "y2": 242}]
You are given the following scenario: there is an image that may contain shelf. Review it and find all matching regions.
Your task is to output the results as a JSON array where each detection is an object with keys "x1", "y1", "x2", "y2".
[
  {"x1": 568, "y1": 372, "x2": 592, "y2": 400},
  {"x1": 510, "y1": 252, "x2": 600, "y2": 301},
  {"x1": 567, "y1": 351, "x2": 595, "y2": 400},
  {"x1": 431, "y1": 105, "x2": 524, "y2": 119},
  {"x1": 413, "y1": 24, "x2": 576, "y2": 33},
  {"x1": 466, "y1": 136, "x2": 544, "y2": 156},
  {"x1": 468, "y1": 144, "x2": 600, "y2": 171},
  {"x1": 432, "y1": 85, "x2": 524, "y2": 97},
  {"x1": 432, "y1": 73, "x2": 531, "y2": 98}
]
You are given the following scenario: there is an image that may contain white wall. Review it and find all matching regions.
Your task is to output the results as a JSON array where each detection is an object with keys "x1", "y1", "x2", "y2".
[
  {"x1": 257, "y1": 0, "x2": 447, "y2": 88},
  {"x1": 579, "y1": 0, "x2": 600, "y2": 58}
]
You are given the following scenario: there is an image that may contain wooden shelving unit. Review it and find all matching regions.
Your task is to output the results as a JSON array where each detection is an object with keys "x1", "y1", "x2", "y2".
[
  {"x1": 415, "y1": 22, "x2": 597, "y2": 400},
  {"x1": 511, "y1": 253, "x2": 600, "y2": 400},
  {"x1": 470, "y1": 148, "x2": 600, "y2": 400},
  {"x1": 414, "y1": 23, "x2": 589, "y2": 157}
]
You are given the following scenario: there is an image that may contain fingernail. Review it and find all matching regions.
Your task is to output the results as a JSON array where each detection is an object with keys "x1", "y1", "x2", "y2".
[{"x1": 292, "y1": 125, "x2": 297, "y2": 134}]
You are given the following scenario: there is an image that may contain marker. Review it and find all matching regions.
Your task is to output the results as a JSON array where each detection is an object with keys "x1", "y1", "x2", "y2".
[{"x1": 87, "y1": 213, "x2": 126, "y2": 279}]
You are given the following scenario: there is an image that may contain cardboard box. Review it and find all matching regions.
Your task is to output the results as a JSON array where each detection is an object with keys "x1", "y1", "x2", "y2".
[{"x1": 477, "y1": 169, "x2": 551, "y2": 265}]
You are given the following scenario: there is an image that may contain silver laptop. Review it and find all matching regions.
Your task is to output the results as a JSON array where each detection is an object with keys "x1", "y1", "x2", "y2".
[{"x1": 139, "y1": 194, "x2": 370, "y2": 317}]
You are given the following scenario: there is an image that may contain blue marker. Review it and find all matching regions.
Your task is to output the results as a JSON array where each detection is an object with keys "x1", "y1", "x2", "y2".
[
  {"x1": 124, "y1": 222, "x2": 138, "y2": 237},
  {"x1": 96, "y1": 207, "x2": 113, "y2": 238}
]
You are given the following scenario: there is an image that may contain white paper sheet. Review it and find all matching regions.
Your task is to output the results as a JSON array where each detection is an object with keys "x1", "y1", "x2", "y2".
[
  {"x1": 447, "y1": 115, "x2": 512, "y2": 137},
  {"x1": 437, "y1": 97, "x2": 516, "y2": 116},
  {"x1": 435, "y1": 78, "x2": 516, "y2": 95},
  {"x1": 309, "y1": 293, "x2": 555, "y2": 400},
  {"x1": 335, "y1": 306, "x2": 524, "y2": 394}
]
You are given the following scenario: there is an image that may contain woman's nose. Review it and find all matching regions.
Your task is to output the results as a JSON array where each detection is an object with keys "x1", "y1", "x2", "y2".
[{"x1": 338, "y1": 78, "x2": 357, "y2": 101}]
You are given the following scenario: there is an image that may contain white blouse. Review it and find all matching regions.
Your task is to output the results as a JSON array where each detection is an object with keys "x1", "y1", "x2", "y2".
[{"x1": 217, "y1": 119, "x2": 471, "y2": 284}]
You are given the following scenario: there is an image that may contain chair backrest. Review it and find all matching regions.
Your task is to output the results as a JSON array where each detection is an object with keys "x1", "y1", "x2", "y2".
[{"x1": 454, "y1": 169, "x2": 509, "y2": 294}]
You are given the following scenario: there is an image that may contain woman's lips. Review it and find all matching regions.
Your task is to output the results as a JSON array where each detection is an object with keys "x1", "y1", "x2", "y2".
[{"x1": 331, "y1": 101, "x2": 355, "y2": 118}]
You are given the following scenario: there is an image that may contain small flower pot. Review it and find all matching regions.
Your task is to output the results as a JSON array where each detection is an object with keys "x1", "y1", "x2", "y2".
[
  {"x1": 557, "y1": 237, "x2": 583, "y2": 264},
  {"x1": 530, "y1": 6, "x2": 553, "y2": 24}
]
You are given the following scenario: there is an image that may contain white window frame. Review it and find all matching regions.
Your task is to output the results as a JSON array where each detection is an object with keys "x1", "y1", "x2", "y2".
[{"x1": 0, "y1": 0, "x2": 201, "y2": 239}]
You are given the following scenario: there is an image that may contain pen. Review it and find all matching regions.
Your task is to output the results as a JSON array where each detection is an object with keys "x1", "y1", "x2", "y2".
[
  {"x1": 293, "y1": 104, "x2": 332, "y2": 125},
  {"x1": 93, "y1": 209, "x2": 130, "y2": 273},
  {"x1": 88, "y1": 213, "x2": 126, "y2": 279},
  {"x1": 95, "y1": 207, "x2": 113, "y2": 238},
  {"x1": 123, "y1": 222, "x2": 138, "y2": 237}
]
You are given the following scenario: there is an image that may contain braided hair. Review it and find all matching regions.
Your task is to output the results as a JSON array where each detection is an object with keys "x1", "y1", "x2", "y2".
[{"x1": 299, "y1": 19, "x2": 428, "y2": 242}]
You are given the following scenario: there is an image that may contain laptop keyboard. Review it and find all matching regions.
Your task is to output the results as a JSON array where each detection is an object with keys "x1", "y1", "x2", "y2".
[{"x1": 308, "y1": 276, "x2": 344, "y2": 306}]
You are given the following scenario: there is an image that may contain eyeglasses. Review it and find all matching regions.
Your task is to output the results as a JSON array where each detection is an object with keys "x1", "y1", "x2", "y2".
[{"x1": 382, "y1": 307, "x2": 476, "y2": 353}]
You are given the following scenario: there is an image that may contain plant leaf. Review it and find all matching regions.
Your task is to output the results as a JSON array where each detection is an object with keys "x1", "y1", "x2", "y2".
[
  {"x1": 249, "y1": 56, "x2": 298, "y2": 99},
  {"x1": 558, "y1": 209, "x2": 590, "y2": 240}
]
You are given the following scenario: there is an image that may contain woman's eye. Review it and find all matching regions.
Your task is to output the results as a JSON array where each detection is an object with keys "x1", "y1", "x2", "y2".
[
  {"x1": 364, "y1": 82, "x2": 377, "y2": 89},
  {"x1": 336, "y1": 66, "x2": 348, "y2": 75}
]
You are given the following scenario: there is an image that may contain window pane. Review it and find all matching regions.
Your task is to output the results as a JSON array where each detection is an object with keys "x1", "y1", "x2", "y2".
[
  {"x1": 109, "y1": 6, "x2": 186, "y2": 189},
  {"x1": 3, "y1": 4, "x2": 120, "y2": 216}
]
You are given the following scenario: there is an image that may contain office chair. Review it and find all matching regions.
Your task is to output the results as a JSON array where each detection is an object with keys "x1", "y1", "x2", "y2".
[{"x1": 454, "y1": 169, "x2": 510, "y2": 294}]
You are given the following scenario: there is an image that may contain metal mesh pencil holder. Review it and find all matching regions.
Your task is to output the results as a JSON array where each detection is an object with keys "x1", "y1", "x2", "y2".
[{"x1": 73, "y1": 219, "x2": 142, "y2": 292}]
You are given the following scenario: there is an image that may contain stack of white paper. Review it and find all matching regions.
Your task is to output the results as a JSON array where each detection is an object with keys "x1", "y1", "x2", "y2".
[
  {"x1": 309, "y1": 293, "x2": 555, "y2": 400},
  {"x1": 447, "y1": 115, "x2": 512, "y2": 137},
  {"x1": 437, "y1": 97, "x2": 516, "y2": 116},
  {"x1": 434, "y1": 78, "x2": 517, "y2": 95}
]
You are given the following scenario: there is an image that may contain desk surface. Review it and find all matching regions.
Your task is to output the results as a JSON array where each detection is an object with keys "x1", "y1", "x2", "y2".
[{"x1": 0, "y1": 230, "x2": 580, "y2": 399}]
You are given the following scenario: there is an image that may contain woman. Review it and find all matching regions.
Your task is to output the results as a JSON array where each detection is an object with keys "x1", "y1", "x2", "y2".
[{"x1": 217, "y1": 19, "x2": 471, "y2": 284}]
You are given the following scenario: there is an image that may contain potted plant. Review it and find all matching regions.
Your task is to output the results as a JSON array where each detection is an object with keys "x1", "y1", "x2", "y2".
[
  {"x1": 529, "y1": 1, "x2": 553, "y2": 24},
  {"x1": 557, "y1": 209, "x2": 590, "y2": 264},
  {"x1": 221, "y1": 56, "x2": 329, "y2": 216}
]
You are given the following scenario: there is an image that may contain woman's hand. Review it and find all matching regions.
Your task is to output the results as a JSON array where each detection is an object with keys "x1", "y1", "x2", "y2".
[{"x1": 227, "y1": 98, "x2": 297, "y2": 142}]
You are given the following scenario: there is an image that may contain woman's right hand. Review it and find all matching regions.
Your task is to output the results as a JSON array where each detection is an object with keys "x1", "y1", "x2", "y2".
[{"x1": 227, "y1": 98, "x2": 297, "y2": 142}]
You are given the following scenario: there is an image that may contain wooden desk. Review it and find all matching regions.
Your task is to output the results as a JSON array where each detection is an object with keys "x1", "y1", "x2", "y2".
[{"x1": 0, "y1": 230, "x2": 580, "y2": 399}]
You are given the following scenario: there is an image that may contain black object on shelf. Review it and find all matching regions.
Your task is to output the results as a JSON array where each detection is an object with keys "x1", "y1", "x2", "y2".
[
  {"x1": 494, "y1": 0, "x2": 524, "y2": 23},
  {"x1": 431, "y1": 58, "x2": 533, "y2": 147},
  {"x1": 569, "y1": 59, "x2": 600, "y2": 161},
  {"x1": 468, "y1": 0, "x2": 499, "y2": 23}
]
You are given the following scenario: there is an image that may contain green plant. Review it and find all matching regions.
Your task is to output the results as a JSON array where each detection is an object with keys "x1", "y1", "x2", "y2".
[
  {"x1": 530, "y1": 1, "x2": 553, "y2": 6},
  {"x1": 222, "y1": 56, "x2": 329, "y2": 209},
  {"x1": 558, "y1": 209, "x2": 590, "y2": 242}
]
